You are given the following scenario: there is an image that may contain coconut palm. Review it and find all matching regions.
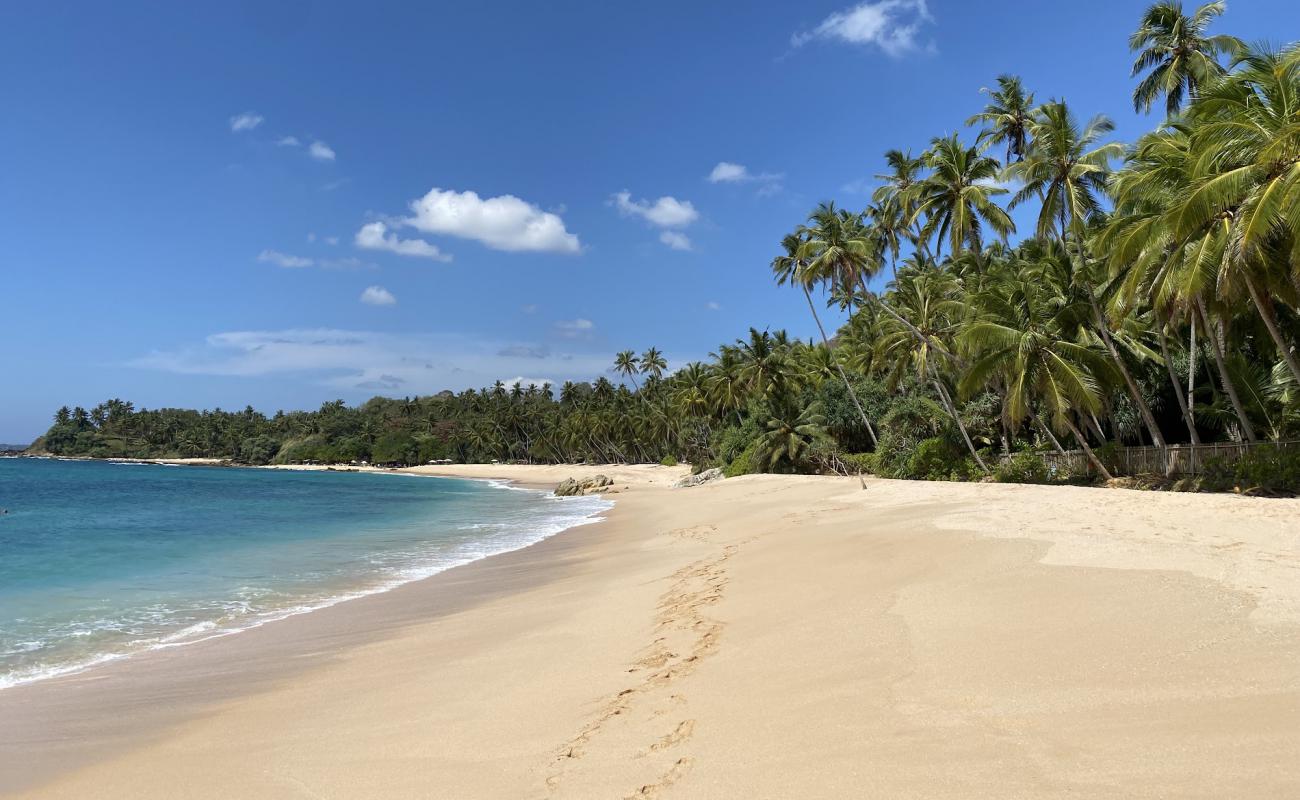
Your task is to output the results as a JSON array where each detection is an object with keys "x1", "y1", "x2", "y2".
[
  {"x1": 959, "y1": 260, "x2": 1119, "y2": 478},
  {"x1": 772, "y1": 231, "x2": 879, "y2": 446},
  {"x1": 908, "y1": 134, "x2": 1015, "y2": 259},
  {"x1": 639, "y1": 347, "x2": 668, "y2": 380},
  {"x1": 967, "y1": 74, "x2": 1036, "y2": 163},
  {"x1": 1129, "y1": 0, "x2": 1244, "y2": 116},
  {"x1": 613, "y1": 350, "x2": 640, "y2": 389}
]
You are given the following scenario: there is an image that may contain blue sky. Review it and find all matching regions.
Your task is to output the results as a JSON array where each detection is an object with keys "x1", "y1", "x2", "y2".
[{"x1": 1, "y1": 0, "x2": 1289, "y2": 442}]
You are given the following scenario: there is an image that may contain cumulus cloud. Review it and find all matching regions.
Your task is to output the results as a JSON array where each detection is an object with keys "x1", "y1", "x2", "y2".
[
  {"x1": 360, "y1": 286, "x2": 397, "y2": 306},
  {"x1": 125, "y1": 328, "x2": 616, "y2": 396},
  {"x1": 659, "y1": 231, "x2": 693, "y2": 251},
  {"x1": 229, "y1": 112, "x2": 264, "y2": 132},
  {"x1": 611, "y1": 191, "x2": 699, "y2": 228},
  {"x1": 554, "y1": 318, "x2": 594, "y2": 339},
  {"x1": 277, "y1": 136, "x2": 301, "y2": 147},
  {"x1": 791, "y1": 0, "x2": 935, "y2": 58},
  {"x1": 309, "y1": 141, "x2": 336, "y2": 161},
  {"x1": 355, "y1": 221, "x2": 451, "y2": 261},
  {"x1": 257, "y1": 249, "x2": 314, "y2": 268},
  {"x1": 706, "y1": 301, "x2": 722, "y2": 311},
  {"x1": 707, "y1": 161, "x2": 784, "y2": 194},
  {"x1": 403, "y1": 187, "x2": 581, "y2": 254}
]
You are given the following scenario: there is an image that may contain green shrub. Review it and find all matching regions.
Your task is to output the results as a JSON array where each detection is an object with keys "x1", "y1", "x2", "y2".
[
  {"x1": 724, "y1": 440, "x2": 760, "y2": 477},
  {"x1": 237, "y1": 435, "x2": 281, "y2": 465},
  {"x1": 994, "y1": 451, "x2": 1051, "y2": 484},
  {"x1": 907, "y1": 436, "x2": 962, "y2": 480},
  {"x1": 660, "y1": 454, "x2": 679, "y2": 467},
  {"x1": 1202, "y1": 447, "x2": 1300, "y2": 496}
]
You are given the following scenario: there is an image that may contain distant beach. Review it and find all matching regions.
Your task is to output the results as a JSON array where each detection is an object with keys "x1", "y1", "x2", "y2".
[{"x1": 4, "y1": 465, "x2": 1298, "y2": 797}]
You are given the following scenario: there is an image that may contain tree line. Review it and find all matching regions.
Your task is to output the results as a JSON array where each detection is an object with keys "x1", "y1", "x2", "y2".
[{"x1": 33, "y1": 2, "x2": 1300, "y2": 489}]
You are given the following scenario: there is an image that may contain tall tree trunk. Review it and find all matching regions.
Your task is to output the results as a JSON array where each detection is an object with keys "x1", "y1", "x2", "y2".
[
  {"x1": 1188, "y1": 317, "x2": 1197, "y2": 421},
  {"x1": 1028, "y1": 407, "x2": 1068, "y2": 456},
  {"x1": 803, "y1": 284, "x2": 878, "y2": 447},
  {"x1": 1157, "y1": 322, "x2": 1201, "y2": 445},
  {"x1": 1243, "y1": 271, "x2": 1300, "y2": 388},
  {"x1": 1197, "y1": 299, "x2": 1257, "y2": 443},
  {"x1": 929, "y1": 365, "x2": 990, "y2": 474},
  {"x1": 1062, "y1": 415, "x2": 1114, "y2": 480},
  {"x1": 1088, "y1": 295, "x2": 1166, "y2": 447}
]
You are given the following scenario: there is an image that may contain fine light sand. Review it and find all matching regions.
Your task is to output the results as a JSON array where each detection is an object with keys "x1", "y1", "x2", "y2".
[{"x1": 5, "y1": 467, "x2": 1300, "y2": 798}]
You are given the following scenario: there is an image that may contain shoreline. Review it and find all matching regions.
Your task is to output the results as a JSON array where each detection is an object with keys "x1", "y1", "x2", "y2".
[
  {"x1": 6, "y1": 467, "x2": 1300, "y2": 797},
  {"x1": 0, "y1": 466, "x2": 658, "y2": 795},
  {"x1": 0, "y1": 466, "x2": 614, "y2": 693}
]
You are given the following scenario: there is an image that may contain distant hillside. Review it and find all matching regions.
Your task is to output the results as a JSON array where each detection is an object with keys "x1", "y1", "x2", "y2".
[{"x1": 0, "y1": 443, "x2": 32, "y2": 453}]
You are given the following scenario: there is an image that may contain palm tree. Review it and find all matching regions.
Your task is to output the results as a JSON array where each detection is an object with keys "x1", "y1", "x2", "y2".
[
  {"x1": 1180, "y1": 45, "x2": 1300, "y2": 388},
  {"x1": 613, "y1": 350, "x2": 640, "y2": 389},
  {"x1": 1007, "y1": 102, "x2": 1124, "y2": 242},
  {"x1": 960, "y1": 260, "x2": 1119, "y2": 479},
  {"x1": 754, "y1": 402, "x2": 828, "y2": 473},
  {"x1": 639, "y1": 347, "x2": 667, "y2": 380},
  {"x1": 967, "y1": 74, "x2": 1036, "y2": 163},
  {"x1": 772, "y1": 231, "x2": 879, "y2": 446},
  {"x1": 1129, "y1": 0, "x2": 1244, "y2": 116},
  {"x1": 908, "y1": 134, "x2": 1015, "y2": 260}
]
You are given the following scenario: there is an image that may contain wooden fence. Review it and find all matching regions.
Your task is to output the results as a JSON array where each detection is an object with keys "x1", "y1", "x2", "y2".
[{"x1": 1036, "y1": 439, "x2": 1300, "y2": 477}]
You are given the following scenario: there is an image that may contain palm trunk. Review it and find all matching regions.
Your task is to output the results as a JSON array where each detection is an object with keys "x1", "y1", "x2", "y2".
[
  {"x1": 1196, "y1": 299, "x2": 1257, "y2": 443},
  {"x1": 1188, "y1": 317, "x2": 1197, "y2": 421},
  {"x1": 1088, "y1": 294, "x2": 1166, "y2": 447},
  {"x1": 1028, "y1": 407, "x2": 1068, "y2": 456},
  {"x1": 1243, "y1": 271, "x2": 1300, "y2": 388},
  {"x1": 1062, "y1": 415, "x2": 1114, "y2": 481},
  {"x1": 804, "y1": 283, "x2": 877, "y2": 447},
  {"x1": 930, "y1": 366, "x2": 989, "y2": 474},
  {"x1": 1157, "y1": 322, "x2": 1201, "y2": 445}
]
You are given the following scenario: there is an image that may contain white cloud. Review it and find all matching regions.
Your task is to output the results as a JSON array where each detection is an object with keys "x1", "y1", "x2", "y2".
[
  {"x1": 309, "y1": 141, "x2": 336, "y2": 161},
  {"x1": 708, "y1": 162, "x2": 749, "y2": 183},
  {"x1": 325, "y1": 236, "x2": 339, "y2": 246},
  {"x1": 611, "y1": 191, "x2": 698, "y2": 228},
  {"x1": 355, "y1": 221, "x2": 451, "y2": 261},
  {"x1": 125, "y1": 328, "x2": 617, "y2": 396},
  {"x1": 257, "y1": 249, "x2": 314, "y2": 268},
  {"x1": 791, "y1": 0, "x2": 935, "y2": 58},
  {"x1": 706, "y1": 301, "x2": 722, "y2": 311},
  {"x1": 554, "y1": 318, "x2": 594, "y2": 338},
  {"x1": 660, "y1": 231, "x2": 693, "y2": 251},
  {"x1": 401, "y1": 187, "x2": 581, "y2": 254},
  {"x1": 229, "y1": 112, "x2": 264, "y2": 133},
  {"x1": 360, "y1": 286, "x2": 397, "y2": 306},
  {"x1": 277, "y1": 136, "x2": 301, "y2": 147}
]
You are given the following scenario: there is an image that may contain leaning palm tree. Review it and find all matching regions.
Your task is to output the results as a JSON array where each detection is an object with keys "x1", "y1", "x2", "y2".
[
  {"x1": 872, "y1": 149, "x2": 929, "y2": 257},
  {"x1": 772, "y1": 231, "x2": 879, "y2": 446},
  {"x1": 613, "y1": 351, "x2": 640, "y2": 389},
  {"x1": 966, "y1": 74, "x2": 1037, "y2": 163},
  {"x1": 1179, "y1": 44, "x2": 1300, "y2": 388},
  {"x1": 1007, "y1": 104, "x2": 1168, "y2": 447},
  {"x1": 908, "y1": 134, "x2": 1015, "y2": 260},
  {"x1": 1129, "y1": 0, "x2": 1243, "y2": 115},
  {"x1": 960, "y1": 262, "x2": 1119, "y2": 479}
]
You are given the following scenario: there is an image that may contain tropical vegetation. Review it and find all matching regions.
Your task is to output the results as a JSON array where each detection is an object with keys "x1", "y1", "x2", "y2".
[{"x1": 33, "y1": 3, "x2": 1300, "y2": 492}]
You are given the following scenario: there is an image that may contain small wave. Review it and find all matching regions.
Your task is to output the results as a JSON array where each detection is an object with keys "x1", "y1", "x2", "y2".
[{"x1": 0, "y1": 482, "x2": 613, "y2": 691}]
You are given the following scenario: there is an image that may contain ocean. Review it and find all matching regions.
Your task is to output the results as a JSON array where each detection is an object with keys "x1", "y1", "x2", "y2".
[{"x1": 0, "y1": 458, "x2": 610, "y2": 689}]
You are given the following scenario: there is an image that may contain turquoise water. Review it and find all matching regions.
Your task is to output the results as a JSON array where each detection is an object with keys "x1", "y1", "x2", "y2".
[{"x1": 0, "y1": 458, "x2": 610, "y2": 689}]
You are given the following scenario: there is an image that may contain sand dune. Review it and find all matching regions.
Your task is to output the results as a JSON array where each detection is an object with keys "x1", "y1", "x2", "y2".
[{"x1": 8, "y1": 468, "x2": 1300, "y2": 798}]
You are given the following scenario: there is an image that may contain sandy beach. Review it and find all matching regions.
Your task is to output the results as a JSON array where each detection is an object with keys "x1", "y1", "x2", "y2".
[{"x1": 4, "y1": 466, "x2": 1299, "y2": 798}]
